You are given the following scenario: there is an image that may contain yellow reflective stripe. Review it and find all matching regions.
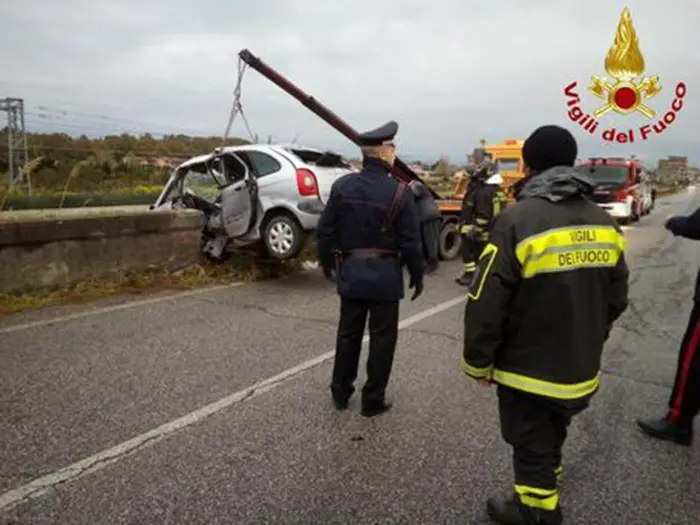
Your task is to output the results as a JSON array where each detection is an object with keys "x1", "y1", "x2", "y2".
[
  {"x1": 467, "y1": 243, "x2": 498, "y2": 301},
  {"x1": 515, "y1": 485, "x2": 559, "y2": 511},
  {"x1": 517, "y1": 492, "x2": 559, "y2": 511},
  {"x1": 460, "y1": 225, "x2": 474, "y2": 233},
  {"x1": 464, "y1": 262, "x2": 476, "y2": 271},
  {"x1": 515, "y1": 485, "x2": 557, "y2": 497},
  {"x1": 514, "y1": 225, "x2": 626, "y2": 279},
  {"x1": 475, "y1": 217, "x2": 489, "y2": 225},
  {"x1": 554, "y1": 466, "x2": 563, "y2": 479},
  {"x1": 461, "y1": 357, "x2": 492, "y2": 379},
  {"x1": 492, "y1": 369, "x2": 601, "y2": 400},
  {"x1": 515, "y1": 225, "x2": 626, "y2": 264},
  {"x1": 492, "y1": 194, "x2": 502, "y2": 216}
]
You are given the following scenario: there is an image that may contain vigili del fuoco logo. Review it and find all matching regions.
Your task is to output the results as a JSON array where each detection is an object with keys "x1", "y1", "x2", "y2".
[{"x1": 564, "y1": 7, "x2": 687, "y2": 144}]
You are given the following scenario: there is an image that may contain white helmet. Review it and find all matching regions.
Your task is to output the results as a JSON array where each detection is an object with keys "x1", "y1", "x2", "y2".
[{"x1": 486, "y1": 172, "x2": 503, "y2": 185}]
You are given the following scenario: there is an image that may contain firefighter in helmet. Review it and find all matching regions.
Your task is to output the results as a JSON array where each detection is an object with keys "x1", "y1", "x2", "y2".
[
  {"x1": 461, "y1": 125, "x2": 629, "y2": 524},
  {"x1": 456, "y1": 155, "x2": 502, "y2": 285}
]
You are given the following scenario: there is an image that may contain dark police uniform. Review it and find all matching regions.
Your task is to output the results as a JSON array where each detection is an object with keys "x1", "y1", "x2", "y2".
[
  {"x1": 637, "y1": 207, "x2": 700, "y2": 446},
  {"x1": 462, "y1": 166, "x2": 629, "y2": 524},
  {"x1": 316, "y1": 121, "x2": 424, "y2": 417},
  {"x1": 408, "y1": 179, "x2": 441, "y2": 273}
]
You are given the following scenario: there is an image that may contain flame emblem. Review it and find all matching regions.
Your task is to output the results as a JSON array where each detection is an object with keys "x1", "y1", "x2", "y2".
[{"x1": 588, "y1": 7, "x2": 662, "y2": 119}]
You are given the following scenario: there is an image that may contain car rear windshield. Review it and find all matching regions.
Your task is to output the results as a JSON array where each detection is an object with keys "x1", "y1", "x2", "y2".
[
  {"x1": 579, "y1": 165, "x2": 628, "y2": 185},
  {"x1": 287, "y1": 148, "x2": 350, "y2": 168}
]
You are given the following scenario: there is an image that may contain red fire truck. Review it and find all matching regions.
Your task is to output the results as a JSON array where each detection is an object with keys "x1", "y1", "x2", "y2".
[{"x1": 579, "y1": 157, "x2": 655, "y2": 224}]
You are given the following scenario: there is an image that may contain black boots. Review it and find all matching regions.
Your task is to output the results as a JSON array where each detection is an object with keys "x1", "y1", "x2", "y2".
[
  {"x1": 636, "y1": 416, "x2": 693, "y2": 446},
  {"x1": 361, "y1": 399, "x2": 392, "y2": 418},
  {"x1": 331, "y1": 395, "x2": 392, "y2": 417},
  {"x1": 487, "y1": 493, "x2": 563, "y2": 525},
  {"x1": 332, "y1": 396, "x2": 349, "y2": 411}
]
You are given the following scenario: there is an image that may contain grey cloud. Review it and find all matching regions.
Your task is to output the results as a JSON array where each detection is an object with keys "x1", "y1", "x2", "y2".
[{"x1": 0, "y1": 0, "x2": 697, "y2": 164}]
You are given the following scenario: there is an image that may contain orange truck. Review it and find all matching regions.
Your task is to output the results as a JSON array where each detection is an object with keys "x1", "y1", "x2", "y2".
[{"x1": 435, "y1": 139, "x2": 525, "y2": 260}]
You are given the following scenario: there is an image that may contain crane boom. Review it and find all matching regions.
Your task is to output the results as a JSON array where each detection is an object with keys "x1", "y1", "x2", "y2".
[{"x1": 238, "y1": 49, "x2": 440, "y2": 199}]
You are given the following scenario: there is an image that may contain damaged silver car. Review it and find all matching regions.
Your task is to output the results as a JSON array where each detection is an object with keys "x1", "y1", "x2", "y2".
[{"x1": 150, "y1": 144, "x2": 354, "y2": 260}]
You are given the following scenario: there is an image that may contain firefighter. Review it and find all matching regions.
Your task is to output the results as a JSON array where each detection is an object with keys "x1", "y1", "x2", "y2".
[
  {"x1": 316, "y1": 120, "x2": 424, "y2": 418},
  {"x1": 461, "y1": 125, "x2": 629, "y2": 524},
  {"x1": 455, "y1": 163, "x2": 488, "y2": 286},
  {"x1": 472, "y1": 170, "x2": 509, "y2": 250},
  {"x1": 408, "y1": 178, "x2": 441, "y2": 274},
  {"x1": 636, "y1": 208, "x2": 700, "y2": 446}
]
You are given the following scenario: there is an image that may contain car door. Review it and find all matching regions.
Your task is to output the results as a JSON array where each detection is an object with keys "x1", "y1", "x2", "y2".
[{"x1": 212, "y1": 152, "x2": 257, "y2": 238}]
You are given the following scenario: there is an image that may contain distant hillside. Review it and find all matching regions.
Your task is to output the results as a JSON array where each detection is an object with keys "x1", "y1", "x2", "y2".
[{"x1": 0, "y1": 130, "x2": 249, "y2": 191}]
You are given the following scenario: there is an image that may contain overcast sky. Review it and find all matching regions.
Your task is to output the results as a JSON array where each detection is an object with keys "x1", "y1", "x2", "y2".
[{"x1": 1, "y1": 0, "x2": 697, "y2": 167}]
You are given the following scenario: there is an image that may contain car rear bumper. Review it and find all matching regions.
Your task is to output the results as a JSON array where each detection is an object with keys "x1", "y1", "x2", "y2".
[
  {"x1": 295, "y1": 199, "x2": 325, "y2": 230},
  {"x1": 598, "y1": 201, "x2": 630, "y2": 218}
]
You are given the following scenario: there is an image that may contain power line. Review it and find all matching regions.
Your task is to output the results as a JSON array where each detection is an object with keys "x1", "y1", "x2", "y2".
[
  {"x1": 27, "y1": 105, "x2": 219, "y2": 137},
  {"x1": 0, "y1": 142, "x2": 234, "y2": 158}
]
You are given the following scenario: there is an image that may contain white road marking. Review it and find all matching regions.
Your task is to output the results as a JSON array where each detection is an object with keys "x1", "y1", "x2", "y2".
[
  {"x1": 0, "y1": 294, "x2": 467, "y2": 512},
  {"x1": 0, "y1": 283, "x2": 244, "y2": 335}
]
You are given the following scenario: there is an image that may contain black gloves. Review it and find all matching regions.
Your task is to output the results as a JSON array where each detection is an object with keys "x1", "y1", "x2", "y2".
[
  {"x1": 665, "y1": 217, "x2": 680, "y2": 234},
  {"x1": 409, "y1": 278, "x2": 424, "y2": 301}
]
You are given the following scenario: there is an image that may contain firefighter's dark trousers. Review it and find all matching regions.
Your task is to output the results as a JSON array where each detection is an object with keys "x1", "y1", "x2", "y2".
[
  {"x1": 461, "y1": 235, "x2": 486, "y2": 276},
  {"x1": 330, "y1": 297, "x2": 399, "y2": 404},
  {"x1": 497, "y1": 385, "x2": 589, "y2": 513},
  {"x1": 667, "y1": 301, "x2": 700, "y2": 427}
]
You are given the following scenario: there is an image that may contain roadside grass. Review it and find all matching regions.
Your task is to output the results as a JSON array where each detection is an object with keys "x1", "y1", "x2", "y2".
[{"x1": 0, "y1": 245, "x2": 318, "y2": 316}]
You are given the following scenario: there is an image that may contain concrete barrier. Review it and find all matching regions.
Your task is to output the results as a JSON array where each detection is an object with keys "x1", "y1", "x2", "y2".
[{"x1": 0, "y1": 208, "x2": 205, "y2": 293}]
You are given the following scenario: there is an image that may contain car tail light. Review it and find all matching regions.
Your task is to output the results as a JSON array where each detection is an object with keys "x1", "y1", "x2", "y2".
[
  {"x1": 615, "y1": 188, "x2": 631, "y2": 201},
  {"x1": 296, "y1": 168, "x2": 319, "y2": 197}
]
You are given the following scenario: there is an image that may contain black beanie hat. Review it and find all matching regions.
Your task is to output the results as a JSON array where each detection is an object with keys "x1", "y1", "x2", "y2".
[{"x1": 522, "y1": 125, "x2": 578, "y2": 172}]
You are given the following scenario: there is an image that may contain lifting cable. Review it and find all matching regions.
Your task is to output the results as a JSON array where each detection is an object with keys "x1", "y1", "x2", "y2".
[{"x1": 221, "y1": 56, "x2": 256, "y2": 146}]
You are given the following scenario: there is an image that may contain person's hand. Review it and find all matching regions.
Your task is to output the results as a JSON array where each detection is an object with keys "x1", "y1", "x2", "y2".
[
  {"x1": 476, "y1": 378, "x2": 492, "y2": 387},
  {"x1": 665, "y1": 217, "x2": 678, "y2": 234},
  {"x1": 410, "y1": 279, "x2": 424, "y2": 301}
]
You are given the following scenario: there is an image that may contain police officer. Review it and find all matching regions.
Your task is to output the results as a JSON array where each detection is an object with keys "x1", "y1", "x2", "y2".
[
  {"x1": 316, "y1": 120, "x2": 425, "y2": 418},
  {"x1": 461, "y1": 125, "x2": 629, "y2": 524},
  {"x1": 636, "y1": 209, "x2": 700, "y2": 446},
  {"x1": 455, "y1": 161, "x2": 489, "y2": 286},
  {"x1": 408, "y1": 178, "x2": 441, "y2": 274}
]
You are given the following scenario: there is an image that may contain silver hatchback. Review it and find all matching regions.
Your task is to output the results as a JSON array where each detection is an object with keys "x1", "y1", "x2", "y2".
[{"x1": 151, "y1": 144, "x2": 353, "y2": 260}]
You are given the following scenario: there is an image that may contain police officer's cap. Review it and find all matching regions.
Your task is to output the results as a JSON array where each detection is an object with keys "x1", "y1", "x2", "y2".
[{"x1": 358, "y1": 121, "x2": 398, "y2": 146}]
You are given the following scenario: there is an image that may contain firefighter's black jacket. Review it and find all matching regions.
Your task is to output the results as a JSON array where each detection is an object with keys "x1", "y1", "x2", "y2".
[
  {"x1": 666, "y1": 207, "x2": 700, "y2": 301},
  {"x1": 459, "y1": 177, "x2": 482, "y2": 234},
  {"x1": 462, "y1": 166, "x2": 629, "y2": 401},
  {"x1": 472, "y1": 178, "x2": 508, "y2": 241},
  {"x1": 316, "y1": 157, "x2": 424, "y2": 302}
]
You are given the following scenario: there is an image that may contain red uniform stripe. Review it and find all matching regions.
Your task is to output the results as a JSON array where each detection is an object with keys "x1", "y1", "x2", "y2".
[{"x1": 669, "y1": 315, "x2": 700, "y2": 422}]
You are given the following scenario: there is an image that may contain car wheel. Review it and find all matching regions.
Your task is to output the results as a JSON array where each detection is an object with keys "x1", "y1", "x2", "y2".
[
  {"x1": 263, "y1": 214, "x2": 305, "y2": 260},
  {"x1": 438, "y1": 221, "x2": 462, "y2": 260}
]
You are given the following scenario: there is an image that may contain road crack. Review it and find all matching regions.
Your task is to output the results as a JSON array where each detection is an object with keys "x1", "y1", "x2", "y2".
[
  {"x1": 235, "y1": 303, "x2": 337, "y2": 326},
  {"x1": 601, "y1": 369, "x2": 672, "y2": 389},
  {"x1": 405, "y1": 329, "x2": 462, "y2": 343}
]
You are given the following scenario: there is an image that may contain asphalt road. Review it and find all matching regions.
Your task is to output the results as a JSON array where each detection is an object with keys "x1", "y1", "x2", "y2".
[{"x1": 1, "y1": 190, "x2": 700, "y2": 525}]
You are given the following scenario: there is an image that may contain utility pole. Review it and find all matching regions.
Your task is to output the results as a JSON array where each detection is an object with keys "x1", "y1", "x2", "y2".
[{"x1": 0, "y1": 97, "x2": 31, "y2": 194}]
